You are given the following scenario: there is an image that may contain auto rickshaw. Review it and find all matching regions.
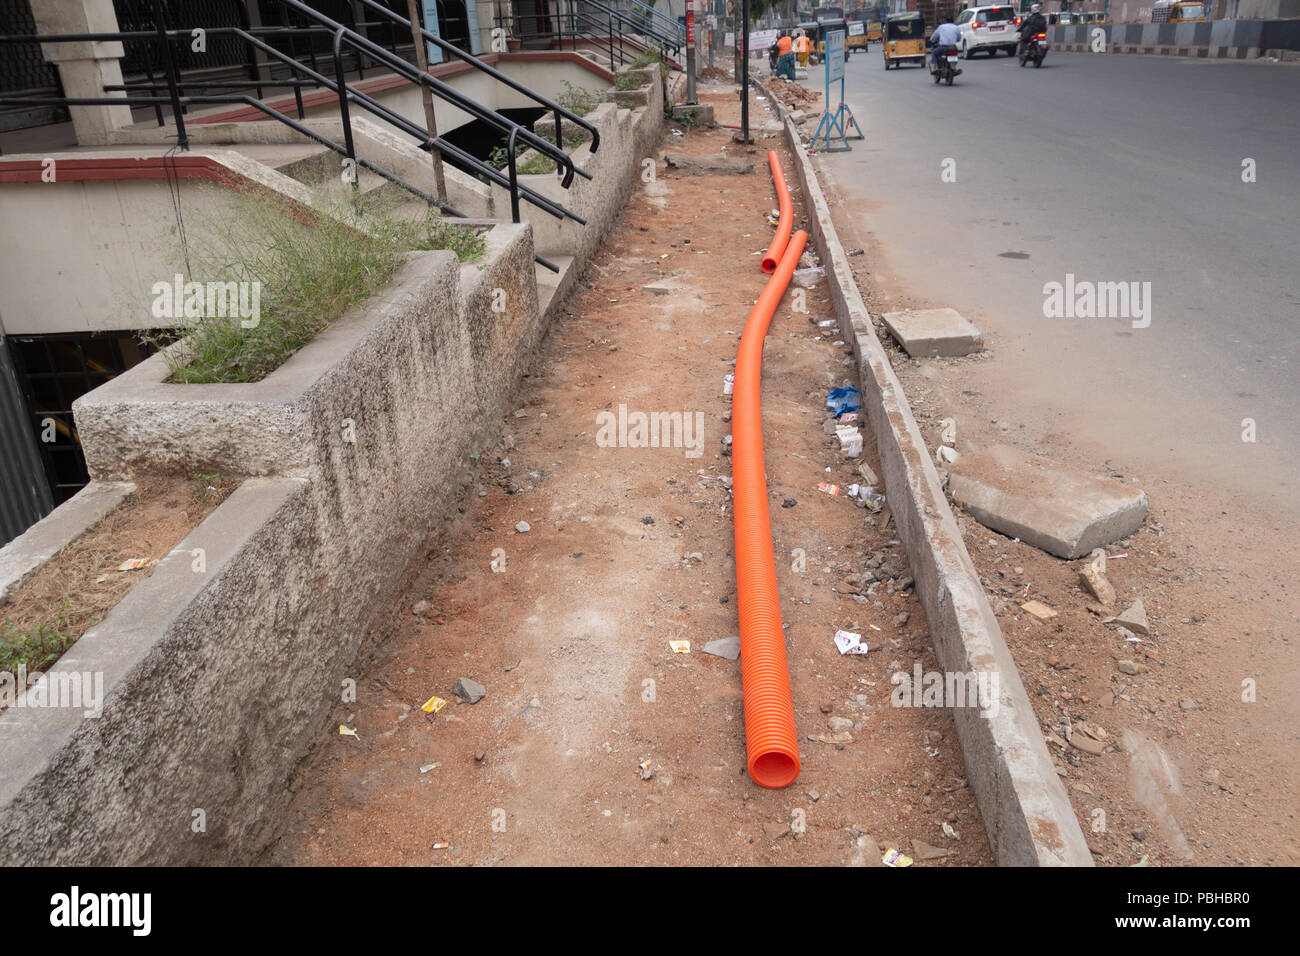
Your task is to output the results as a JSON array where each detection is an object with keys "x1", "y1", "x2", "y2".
[
  {"x1": 811, "y1": 18, "x2": 850, "y2": 64},
  {"x1": 846, "y1": 19, "x2": 871, "y2": 54},
  {"x1": 882, "y1": 12, "x2": 926, "y2": 70}
]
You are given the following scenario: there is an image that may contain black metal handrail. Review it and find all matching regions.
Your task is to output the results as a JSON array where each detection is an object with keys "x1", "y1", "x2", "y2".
[
  {"x1": 351, "y1": 0, "x2": 602, "y2": 156},
  {"x1": 0, "y1": 2, "x2": 618, "y2": 271}
]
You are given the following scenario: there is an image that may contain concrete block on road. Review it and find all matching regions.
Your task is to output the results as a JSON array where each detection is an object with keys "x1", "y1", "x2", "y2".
[
  {"x1": 949, "y1": 445, "x2": 1148, "y2": 559},
  {"x1": 880, "y1": 308, "x2": 983, "y2": 357}
]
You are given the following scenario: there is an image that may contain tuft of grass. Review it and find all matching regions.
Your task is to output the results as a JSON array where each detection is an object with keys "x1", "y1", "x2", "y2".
[
  {"x1": 1, "y1": 617, "x2": 77, "y2": 677},
  {"x1": 145, "y1": 192, "x2": 486, "y2": 384},
  {"x1": 415, "y1": 217, "x2": 487, "y2": 262},
  {"x1": 517, "y1": 152, "x2": 557, "y2": 175},
  {"x1": 615, "y1": 72, "x2": 646, "y2": 91},
  {"x1": 556, "y1": 80, "x2": 602, "y2": 117}
]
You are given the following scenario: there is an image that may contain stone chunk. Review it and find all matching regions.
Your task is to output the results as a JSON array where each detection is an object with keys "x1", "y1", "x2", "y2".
[
  {"x1": 663, "y1": 152, "x2": 755, "y2": 175},
  {"x1": 452, "y1": 677, "x2": 486, "y2": 704},
  {"x1": 949, "y1": 446, "x2": 1148, "y2": 560},
  {"x1": 703, "y1": 636, "x2": 741, "y2": 660},
  {"x1": 1079, "y1": 565, "x2": 1116, "y2": 606},
  {"x1": 880, "y1": 308, "x2": 983, "y2": 358}
]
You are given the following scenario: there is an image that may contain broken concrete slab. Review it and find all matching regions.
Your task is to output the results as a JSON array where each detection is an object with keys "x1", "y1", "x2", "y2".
[
  {"x1": 949, "y1": 445, "x2": 1148, "y2": 560},
  {"x1": 1110, "y1": 599, "x2": 1150, "y2": 636},
  {"x1": 703, "y1": 636, "x2": 741, "y2": 660},
  {"x1": 671, "y1": 103, "x2": 716, "y2": 126},
  {"x1": 663, "y1": 152, "x2": 755, "y2": 175},
  {"x1": 1080, "y1": 564, "x2": 1116, "y2": 606},
  {"x1": 880, "y1": 308, "x2": 983, "y2": 358}
]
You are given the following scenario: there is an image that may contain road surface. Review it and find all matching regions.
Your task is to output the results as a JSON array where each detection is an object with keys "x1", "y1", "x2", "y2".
[{"x1": 812, "y1": 49, "x2": 1298, "y2": 521}]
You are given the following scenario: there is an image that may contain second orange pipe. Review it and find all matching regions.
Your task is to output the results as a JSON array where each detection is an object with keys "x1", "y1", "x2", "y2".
[{"x1": 761, "y1": 150, "x2": 793, "y2": 275}]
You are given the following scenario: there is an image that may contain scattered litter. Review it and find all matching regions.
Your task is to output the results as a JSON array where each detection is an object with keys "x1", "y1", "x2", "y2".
[
  {"x1": 942, "y1": 821, "x2": 960, "y2": 840},
  {"x1": 671, "y1": 128, "x2": 684, "y2": 136},
  {"x1": 826, "y1": 386, "x2": 862, "y2": 419},
  {"x1": 421, "y1": 695, "x2": 448, "y2": 714},
  {"x1": 858, "y1": 462, "x2": 879, "y2": 485},
  {"x1": 836, "y1": 424, "x2": 863, "y2": 457},
  {"x1": 847, "y1": 484, "x2": 885, "y2": 512},
  {"x1": 117, "y1": 558, "x2": 148, "y2": 572},
  {"x1": 639, "y1": 759, "x2": 655, "y2": 781},
  {"x1": 723, "y1": 373, "x2": 735, "y2": 395},
  {"x1": 834, "y1": 630, "x2": 869, "y2": 656},
  {"x1": 420, "y1": 763, "x2": 439, "y2": 774},
  {"x1": 338, "y1": 724, "x2": 359, "y2": 740},
  {"x1": 935, "y1": 445, "x2": 959, "y2": 466},
  {"x1": 515, "y1": 521, "x2": 531, "y2": 533},
  {"x1": 791, "y1": 266, "x2": 827, "y2": 288},
  {"x1": 848, "y1": 249, "x2": 864, "y2": 257},
  {"x1": 1021, "y1": 600, "x2": 1058, "y2": 621},
  {"x1": 431, "y1": 842, "x2": 450, "y2": 850},
  {"x1": 817, "y1": 482, "x2": 842, "y2": 497},
  {"x1": 669, "y1": 639, "x2": 691, "y2": 654},
  {"x1": 882, "y1": 848, "x2": 913, "y2": 867}
]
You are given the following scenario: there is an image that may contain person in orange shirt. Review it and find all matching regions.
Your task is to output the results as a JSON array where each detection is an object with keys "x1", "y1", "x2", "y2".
[
  {"x1": 775, "y1": 32, "x2": 796, "y2": 79},
  {"x1": 795, "y1": 31, "x2": 810, "y2": 67}
]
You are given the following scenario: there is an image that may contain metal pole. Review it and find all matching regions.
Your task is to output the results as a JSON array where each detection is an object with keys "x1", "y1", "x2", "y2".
[
  {"x1": 686, "y1": 3, "x2": 697, "y2": 103},
  {"x1": 740, "y1": 0, "x2": 749, "y2": 143},
  {"x1": 406, "y1": 0, "x2": 447, "y2": 202},
  {"x1": 148, "y1": 0, "x2": 188, "y2": 148}
]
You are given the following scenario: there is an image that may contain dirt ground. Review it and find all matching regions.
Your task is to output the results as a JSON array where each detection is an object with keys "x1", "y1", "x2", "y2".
[
  {"x1": 822, "y1": 181, "x2": 1299, "y2": 868},
  {"x1": 271, "y1": 85, "x2": 995, "y2": 867}
]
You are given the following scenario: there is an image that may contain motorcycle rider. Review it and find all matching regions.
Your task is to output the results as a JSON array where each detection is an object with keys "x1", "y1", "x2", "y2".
[
  {"x1": 928, "y1": 15, "x2": 961, "y2": 71},
  {"x1": 1018, "y1": 3, "x2": 1048, "y2": 58}
]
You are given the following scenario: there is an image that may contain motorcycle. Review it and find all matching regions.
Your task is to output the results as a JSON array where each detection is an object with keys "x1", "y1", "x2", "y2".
[
  {"x1": 1018, "y1": 32, "x2": 1048, "y2": 67},
  {"x1": 930, "y1": 43, "x2": 961, "y2": 85}
]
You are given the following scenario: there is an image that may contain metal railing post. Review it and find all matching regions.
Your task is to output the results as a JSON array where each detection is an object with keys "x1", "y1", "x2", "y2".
[
  {"x1": 148, "y1": 0, "x2": 188, "y2": 148},
  {"x1": 332, "y1": 28, "x2": 358, "y2": 193}
]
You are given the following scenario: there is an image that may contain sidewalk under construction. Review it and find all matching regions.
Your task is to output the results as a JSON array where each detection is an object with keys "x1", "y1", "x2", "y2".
[{"x1": 272, "y1": 84, "x2": 993, "y2": 867}]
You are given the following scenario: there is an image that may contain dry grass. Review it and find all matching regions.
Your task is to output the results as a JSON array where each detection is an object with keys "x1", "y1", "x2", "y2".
[{"x1": 1, "y1": 476, "x2": 231, "y2": 680}]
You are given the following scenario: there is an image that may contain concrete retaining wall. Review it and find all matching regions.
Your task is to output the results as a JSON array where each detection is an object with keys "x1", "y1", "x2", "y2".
[
  {"x1": 754, "y1": 77, "x2": 1093, "y2": 866},
  {"x1": 494, "y1": 64, "x2": 666, "y2": 260},
  {"x1": 0, "y1": 224, "x2": 543, "y2": 864}
]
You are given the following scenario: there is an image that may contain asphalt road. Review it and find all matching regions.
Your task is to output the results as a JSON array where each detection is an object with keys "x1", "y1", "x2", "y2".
[{"x1": 809, "y1": 49, "x2": 1299, "y2": 519}]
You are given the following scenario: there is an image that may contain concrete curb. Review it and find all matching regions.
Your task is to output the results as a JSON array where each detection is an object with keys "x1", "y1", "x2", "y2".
[{"x1": 752, "y1": 75, "x2": 1093, "y2": 866}]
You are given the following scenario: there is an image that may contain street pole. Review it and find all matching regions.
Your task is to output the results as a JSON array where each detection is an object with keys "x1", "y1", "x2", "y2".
[
  {"x1": 406, "y1": 0, "x2": 447, "y2": 203},
  {"x1": 687, "y1": 2, "x2": 697, "y2": 103},
  {"x1": 740, "y1": 0, "x2": 749, "y2": 143}
]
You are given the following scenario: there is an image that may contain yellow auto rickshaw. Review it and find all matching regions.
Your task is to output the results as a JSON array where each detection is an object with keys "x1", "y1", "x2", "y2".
[
  {"x1": 867, "y1": 19, "x2": 883, "y2": 43},
  {"x1": 883, "y1": 12, "x2": 926, "y2": 69},
  {"x1": 847, "y1": 19, "x2": 870, "y2": 54}
]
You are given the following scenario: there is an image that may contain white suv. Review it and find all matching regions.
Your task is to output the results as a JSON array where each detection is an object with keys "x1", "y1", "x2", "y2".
[{"x1": 955, "y1": 5, "x2": 1020, "y2": 58}]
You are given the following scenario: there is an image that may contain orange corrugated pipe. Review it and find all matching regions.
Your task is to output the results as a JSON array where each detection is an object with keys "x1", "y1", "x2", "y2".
[
  {"x1": 733, "y1": 224, "x2": 809, "y2": 789},
  {"x1": 761, "y1": 151, "x2": 793, "y2": 275}
]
